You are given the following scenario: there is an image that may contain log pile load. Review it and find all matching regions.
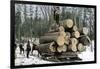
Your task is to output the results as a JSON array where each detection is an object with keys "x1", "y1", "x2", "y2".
[{"x1": 38, "y1": 19, "x2": 91, "y2": 57}]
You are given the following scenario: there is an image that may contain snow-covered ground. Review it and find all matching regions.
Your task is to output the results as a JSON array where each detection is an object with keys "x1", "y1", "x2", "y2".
[
  {"x1": 15, "y1": 40, "x2": 95, "y2": 66},
  {"x1": 78, "y1": 40, "x2": 95, "y2": 61},
  {"x1": 15, "y1": 53, "x2": 54, "y2": 66},
  {"x1": 15, "y1": 38, "x2": 54, "y2": 66}
]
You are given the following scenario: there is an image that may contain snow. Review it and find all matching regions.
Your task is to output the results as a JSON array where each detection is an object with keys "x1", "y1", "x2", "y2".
[{"x1": 15, "y1": 52, "x2": 54, "y2": 66}]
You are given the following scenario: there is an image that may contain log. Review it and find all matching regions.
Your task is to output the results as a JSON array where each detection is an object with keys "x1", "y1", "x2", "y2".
[
  {"x1": 59, "y1": 31, "x2": 66, "y2": 37},
  {"x1": 68, "y1": 38, "x2": 78, "y2": 52},
  {"x1": 36, "y1": 43, "x2": 55, "y2": 53},
  {"x1": 71, "y1": 38, "x2": 78, "y2": 45},
  {"x1": 79, "y1": 35, "x2": 91, "y2": 46},
  {"x1": 56, "y1": 36, "x2": 65, "y2": 46},
  {"x1": 73, "y1": 25, "x2": 78, "y2": 31},
  {"x1": 40, "y1": 35, "x2": 65, "y2": 46},
  {"x1": 77, "y1": 43, "x2": 86, "y2": 52},
  {"x1": 71, "y1": 45, "x2": 77, "y2": 52},
  {"x1": 45, "y1": 31, "x2": 66, "y2": 37},
  {"x1": 57, "y1": 45, "x2": 67, "y2": 53},
  {"x1": 68, "y1": 44, "x2": 77, "y2": 52},
  {"x1": 62, "y1": 45, "x2": 67, "y2": 52},
  {"x1": 80, "y1": 27, "x2": 89, "y2": 35},
  {"x1": 83, "y1": 27, "x2": 89, "y2": 35},
  {"x1": 57, "y1": 46, "x2": 62, "y2": 53},
  {"x1": 72, "y1": 31, "x2": 80, "y2": 38},
  {"x1": 49, "y1": 42, "x2": 56, "y2": 52},
  {"x1": 40, "y1": 35, "x2": 58, "y2": 44},
  {"x1": 44, "y1": 32, "x2": 60, "y2": 36},
  {"x1": 64, "y1": 36, "x2": 70, "y2": 45},
  {"x1": 63, "y1": 19, "x2": 74, "y2": 28}
]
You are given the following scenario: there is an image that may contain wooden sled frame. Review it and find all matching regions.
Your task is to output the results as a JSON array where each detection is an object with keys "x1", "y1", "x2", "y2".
[{"x1": 10, "y1": 0, "x2": 97, "y2": 69}]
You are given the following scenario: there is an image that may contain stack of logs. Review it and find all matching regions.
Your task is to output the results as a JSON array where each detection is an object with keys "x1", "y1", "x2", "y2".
[{"x1": 37, "y1": 19, "x2": 91, "y2": 55}]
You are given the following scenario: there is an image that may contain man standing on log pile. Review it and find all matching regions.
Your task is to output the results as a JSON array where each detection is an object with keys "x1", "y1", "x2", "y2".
[{"x1": 54, "y1": 6, "x2": 60, "y2": 26}]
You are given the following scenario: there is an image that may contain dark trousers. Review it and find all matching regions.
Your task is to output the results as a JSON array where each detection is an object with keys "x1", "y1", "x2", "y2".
[{"x1": 26, "y1": 50, "x2": 30, "y2": 58}]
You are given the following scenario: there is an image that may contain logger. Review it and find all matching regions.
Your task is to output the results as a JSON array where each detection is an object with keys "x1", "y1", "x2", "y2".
[{"x1": 54, "y1": 6, "x2": 60, "y2": 26}]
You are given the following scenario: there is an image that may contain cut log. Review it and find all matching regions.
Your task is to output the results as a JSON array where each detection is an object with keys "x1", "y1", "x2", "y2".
[
  {"x1": 62, "y1": 45, "x2": 67, "y2": 52},
  {"x1": 49, "y1": 42, "x2": 56, "y2": 52},
  {"x1": 57, "y1": 45, "x2": 67, "y2": 53},
  {"x1": 80, "y1": 27, "x2": 89, "y2": 35},
  {"x1": 36, "y1": 43, "x2": 55, "y2": 53},
  {"x1": 68, "y1": 44, "x2": 77, "y2": 52},
  {"x1": 71, "y1": 38, "x2": 78, "y2": 45},
  {"x1": 72, "y1": 31, "x2": 80, "y2": 38},
  {"x1": 44, "y1": 32, "x2": 60, "y2": 36},
  {"x1": 68, "y1": 38, "x2": 78, "y2": 52},
  {"x1": 59, "y1": 31, "x2": 66, "y2": 37},
  {"x1": 73, "y1": 25, "x2": 78, "y2": 31},
  {"x1": 71, "y1": 45, "x2": 77, "y2": 52},
  {"x1": 57, "y1": 36, "x2": 65, "y2": 46},
  {"x1": 40, "y1": 35, "x2": 58, "y2": 44},
  {"x1": 83, "y1": 27, "x2": 89, "y2": 35},
  {"x1": 57, "y1": 46, "x2": 62, "y2": 53},
  {"x1": 40, "y1": 35, "x2": 65, "y2": 46},
  {"x1": 63, "y1": 19, "x2": 74, "y2": 28},
  {"x1": 77, "y1": 43, "x2": 86, "y2": 52},
  {"x1": 79, "y1": 35, "x2": 91, "y2": 46},
  {"x1": 45, "y1": 31, "x2": 66, "y2": 37}
]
